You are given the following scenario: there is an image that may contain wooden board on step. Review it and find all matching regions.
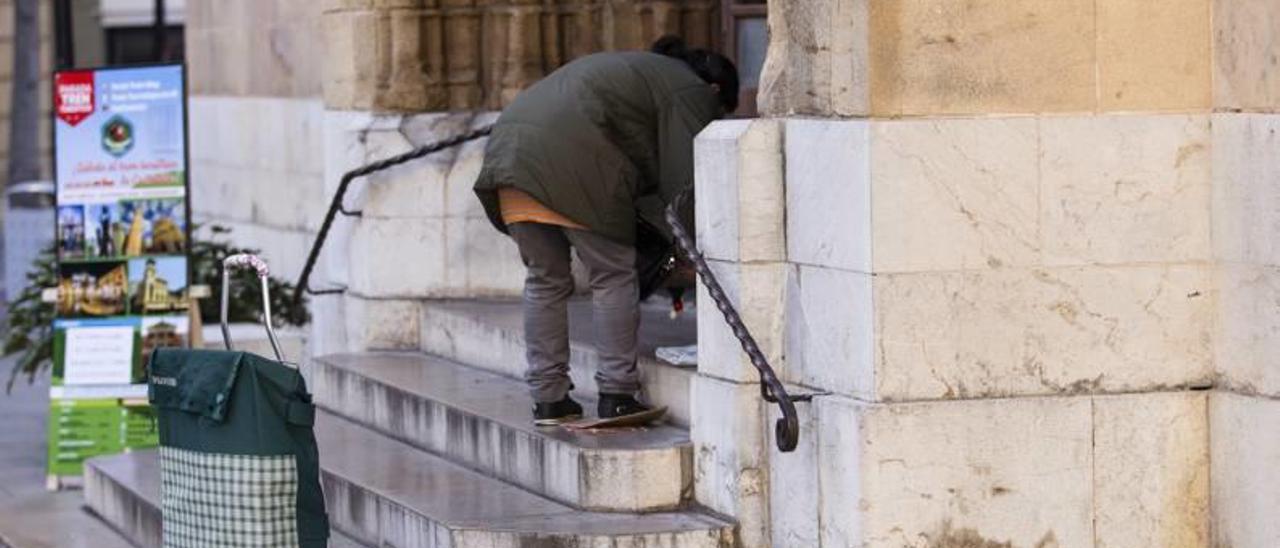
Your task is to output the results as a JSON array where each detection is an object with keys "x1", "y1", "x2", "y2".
[{"x1": 563, "y1": 406, "x2": 668, "y2": 430}]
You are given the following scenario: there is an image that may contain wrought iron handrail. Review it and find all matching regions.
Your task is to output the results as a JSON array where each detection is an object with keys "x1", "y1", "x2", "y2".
[
  {"x1": 293, "y1": 124, "x2": 813, "y2": 452},
  {"x1": 293, "y1": 125, "x2": 494, "y2": 305},
  {"x1": 665, "y1": 187, "x2": 815, "y2": 452}
]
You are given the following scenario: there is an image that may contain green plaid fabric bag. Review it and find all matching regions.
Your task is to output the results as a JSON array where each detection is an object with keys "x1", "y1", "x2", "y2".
[{"x1": 148, "y1": 348, "x2": 328, "y2": 548}]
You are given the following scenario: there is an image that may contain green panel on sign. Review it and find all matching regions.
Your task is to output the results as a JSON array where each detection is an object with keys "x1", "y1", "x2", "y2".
[
  {"x1": 45, "y1": 398, "x2": 158, "y2": 477},
  {"x1": 47, "y1": 399, "x2": 120, "y2": 476}
]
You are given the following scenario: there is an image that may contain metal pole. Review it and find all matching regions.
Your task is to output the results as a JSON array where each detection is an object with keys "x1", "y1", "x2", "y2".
[
  {"x1": 8, "y1": 0, "x2": 41, "y2": 195},
  {"x1": 153, "y1": 0, "x2": 167, "y2": 61},
  {"x1": 54, "y1": 0, "x2": 74, "y2": 69}
]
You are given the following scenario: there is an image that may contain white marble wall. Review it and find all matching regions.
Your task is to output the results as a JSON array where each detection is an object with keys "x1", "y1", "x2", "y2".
[
  {"x1": 692, "y1": 120, "x2": 788, "y2": 548},
  {"x1": 324, "y1": 109, "x2": 522, "y2": 300},
  {"x1": 1209, "y1": 112, "x2": 1280, "y2": 548},
  {"x1": 192, "y1": 97, "x2": 521, "y2": 355},
  {"x1": 781, "y1": 114, "x2": 1215, "y2": 402},
  {"x1": 312, "y1": 109, "x2": 522, "y2": 353},
  {"x1": 1213, "y1": 113, "x2": 1280, "y2": 398},
  {"x1": 1211, "y1": 392, "x2": 1280, "y2": 547},
  {"x1": 693, "y1": 113, "x2": 1221, "y2": 546},
  {"x1": 189, "y1": 96, "x2": 328, "y2": 279},
  {"x1": 813, "y1": 391, "x2": 1207, "y2": 547}
]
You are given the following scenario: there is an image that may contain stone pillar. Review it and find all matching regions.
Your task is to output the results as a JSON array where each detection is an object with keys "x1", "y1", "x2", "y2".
[
  {"x1": 1209, "y1": 2, "x2": 1280, "y2": 546},
  {"x1": 688, "y1": 0, "x2": 1280, "y2": 545},
  {"x1": 691, "y1": 119, "x2": 785, "y2": 548}
]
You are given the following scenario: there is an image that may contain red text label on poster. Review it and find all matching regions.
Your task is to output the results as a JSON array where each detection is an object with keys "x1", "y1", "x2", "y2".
[{"x1": 55, "y1": 71, "x2": 95, "y2": 127}]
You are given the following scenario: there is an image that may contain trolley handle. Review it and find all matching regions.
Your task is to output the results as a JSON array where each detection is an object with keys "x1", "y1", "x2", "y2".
[{"x1": 221, "y1": 253, "x2": 286, "y2": 364}]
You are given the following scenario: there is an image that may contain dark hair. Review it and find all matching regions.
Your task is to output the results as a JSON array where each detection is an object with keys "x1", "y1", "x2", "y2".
[{"x1": 651, "y1": 35, "x2": 740, "y2": 114}]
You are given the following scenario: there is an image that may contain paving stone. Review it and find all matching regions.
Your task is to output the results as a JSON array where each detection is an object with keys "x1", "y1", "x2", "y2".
[{"x1": 0, "y1": 492, "x2": 134, "y2": 548}]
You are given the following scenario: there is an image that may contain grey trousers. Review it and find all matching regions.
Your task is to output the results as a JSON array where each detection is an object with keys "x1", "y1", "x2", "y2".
[{"x1": 507, "y1": 222, "x2": 640, "y2": 403}]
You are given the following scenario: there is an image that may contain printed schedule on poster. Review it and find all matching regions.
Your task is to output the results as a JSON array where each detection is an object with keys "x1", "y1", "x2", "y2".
[{"x1": 49, "y1": 63, "x2": 191, "y2": 479}]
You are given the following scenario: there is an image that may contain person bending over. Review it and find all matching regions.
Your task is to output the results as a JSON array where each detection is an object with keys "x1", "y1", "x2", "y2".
[{"x1": 473, "y1": 36, "x2": 739, "y2": 425}]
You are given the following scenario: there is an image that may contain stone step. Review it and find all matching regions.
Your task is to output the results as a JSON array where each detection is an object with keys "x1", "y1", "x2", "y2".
[
  {"x1": 83, "y1": 450, "x2": 366, "y2": 548},
  {"x1": 318, "y1": 411, "x2": 734, "y2": 547},
  {"x1": 0, "y1": 492, "x2": 135, "y2": 548},
  {"x1": 420, "y1": 298, "x2": 697, "y2": 425},
  {"x1": 309, "y1": 352, "x2": 692, "y2": 512},
  {"x1": 84, "y1": 414, "x2": 735, "y2": 548}
]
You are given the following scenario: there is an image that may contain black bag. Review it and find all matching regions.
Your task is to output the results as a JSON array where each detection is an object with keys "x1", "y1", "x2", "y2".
[{"x1": 635, "y1": 216, "x2": 678, "y2": 301}]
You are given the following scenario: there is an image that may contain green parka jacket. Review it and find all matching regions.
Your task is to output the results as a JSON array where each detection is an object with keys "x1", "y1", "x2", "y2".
[{"x1": 474, "y1": 51, "x2": 722, "y2": 244}]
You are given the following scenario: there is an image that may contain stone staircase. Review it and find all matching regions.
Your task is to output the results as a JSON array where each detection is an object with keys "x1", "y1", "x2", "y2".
[{"x1": 83, "y1": 298, "x2": 734, "y2": 547}]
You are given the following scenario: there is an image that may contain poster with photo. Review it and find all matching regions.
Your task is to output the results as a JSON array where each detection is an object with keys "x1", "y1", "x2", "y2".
[{"x1": 50, "y1": 63, "x2": 190, "y2": 479}]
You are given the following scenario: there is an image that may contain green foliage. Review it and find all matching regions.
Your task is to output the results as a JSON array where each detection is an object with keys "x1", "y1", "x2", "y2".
[
  {"x1": 3, "y1": 244, "x2": 56, "y2": 391},
  {"x1": 3, "y1": 224, "x2": 309, "y2": 392},
  {"x1": 191, "y1": 224, "x2": 310, "y2": 328}
]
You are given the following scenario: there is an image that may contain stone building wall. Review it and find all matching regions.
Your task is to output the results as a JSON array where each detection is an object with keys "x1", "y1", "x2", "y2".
[
  {"x1": 693, "y1": 1, "x2": 1280, "y2": 546},
  {"x1": 184, "y1": 0, "x2": 328, "y2": 280},
  {"x1": 184, "y1": 0, "x2": 720, "y2": 355},
  {"x1": 0, "y1": 0, "x2": 55, "y2": 183}
]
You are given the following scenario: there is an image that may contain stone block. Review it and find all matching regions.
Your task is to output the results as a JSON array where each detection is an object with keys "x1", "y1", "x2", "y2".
[
  {"x1": 344, "y1": 295, "x2": 420, "y2": 351},
  {"x1": 205, "y1": 15, "x2": 252, "y2": 96},
  {"x1": 383, "y1": 9, "x2": 448, "y2": 111},
  {"x1": 1210, "y1": 392, "x2": 1280, "y2": 548},
  {"x1": 357, "y1": 111, "x2": 476, "y2": 219},
  {"x1": 1097, "y1": 0, "x2": 1211, "y2": 111},
  {"x1": 697, "y1": 260, "x2": 787, "y2": 383},
  {"x1": 1093, "y1": 391, "x2": 1209, "y2": 547},
  {"x1": 784, "y1": 265, "x2": 874, "y2": 398},
  {"x1": 213, "y1": 98, "x2": 263, "y2": 173},
  {"x1": 767, "y1": 400, "x2": 819, "y2": 547},
  {"x1": 191, "y1": 164, "x2": 253, "y2": 225},
  {"x1": 870, "y1": 117, "x2": 1039, "y2": 273},
  {"x1": 784, "y1": 119, "x2": 870, "y2": 272},
  {"x1": 461, "y1": 217, "x2": 524, "y2": 297},
  {"x1": 1213, "y1": 0, "x2": 1280, "y2": 111},
  {"x1": 691, "y1": 375, "x2": 769, "y2": 548},
  {"x1": 320, "y1": 111, "x2": 389, "y2": 290},
  {"x1": 1215, "y1": 264, "x2": 1280, "y2": 397},
  {"x1": 758, "y1": 0, "x2": 869, "y2": 117},
  {"x1": 185, "y1": 28, "x2": 215, "y2": 97},
  {"x1": 251, "y1": 171, "x2": 325, "y2": 232},
  {"x1": 322, "y1": 9, "x2": 390, "y2": 110},
  {"x1": 817, "y1": 395, "x2": 1093, "y2": 547},
  {"x1": 362, "y1": 152, "x2": 449, "y2": 220},
  {"x1": 1212, "y1": 113, "x2": 1280, "y2": 267},
  {"x1": 868, "y1": 0, "x2": 1096, "y2": 116},
  {"x1": 247, "y1": 18, "x2": 324, "y2": 98},
  {"x1": 442, "y1": 112, "x2": 498, "y2": 219},
  {"x1": 1040, "y1": 114, "x2": 1212, "y2": 266},
  {"x1": 197, "y1": 219, "x2": 314, "y2": 282},
  {"x1": 283, "y1": 99, "x2": 327, "y2": 179},
  {"x1": 191, "y1": 96, "x2": 329, "y2": 227},
  {"x1": 348, "y1": 217, "x2": 446, "y2": 297},
  {"x1": 694, "y1": 119, "x2": 784, "y2": 263},
  {"x1": 306, "y1": 293, "x2": 349, "y2": 358},
  {"x1": 874, "y1": 265, "x2": 1213, "y2": 401}
]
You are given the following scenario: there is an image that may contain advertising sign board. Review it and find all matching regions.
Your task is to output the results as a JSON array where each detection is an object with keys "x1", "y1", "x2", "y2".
[{"x1": 49, "y1": 63, "x2": 190, "y2": 481}]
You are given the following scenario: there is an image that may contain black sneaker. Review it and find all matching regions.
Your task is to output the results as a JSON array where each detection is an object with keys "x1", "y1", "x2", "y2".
[
  {"x1": 533, "y1": 395, "x2": 583, "y2": 426},
  {"x1": 598, "y1": 393, "x2": 651, "y2": 419}
]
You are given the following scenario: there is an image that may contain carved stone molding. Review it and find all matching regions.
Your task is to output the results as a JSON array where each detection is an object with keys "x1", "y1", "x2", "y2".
[{"x1": 324, "y1": 0, "x2": 717, "y2": 112}]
